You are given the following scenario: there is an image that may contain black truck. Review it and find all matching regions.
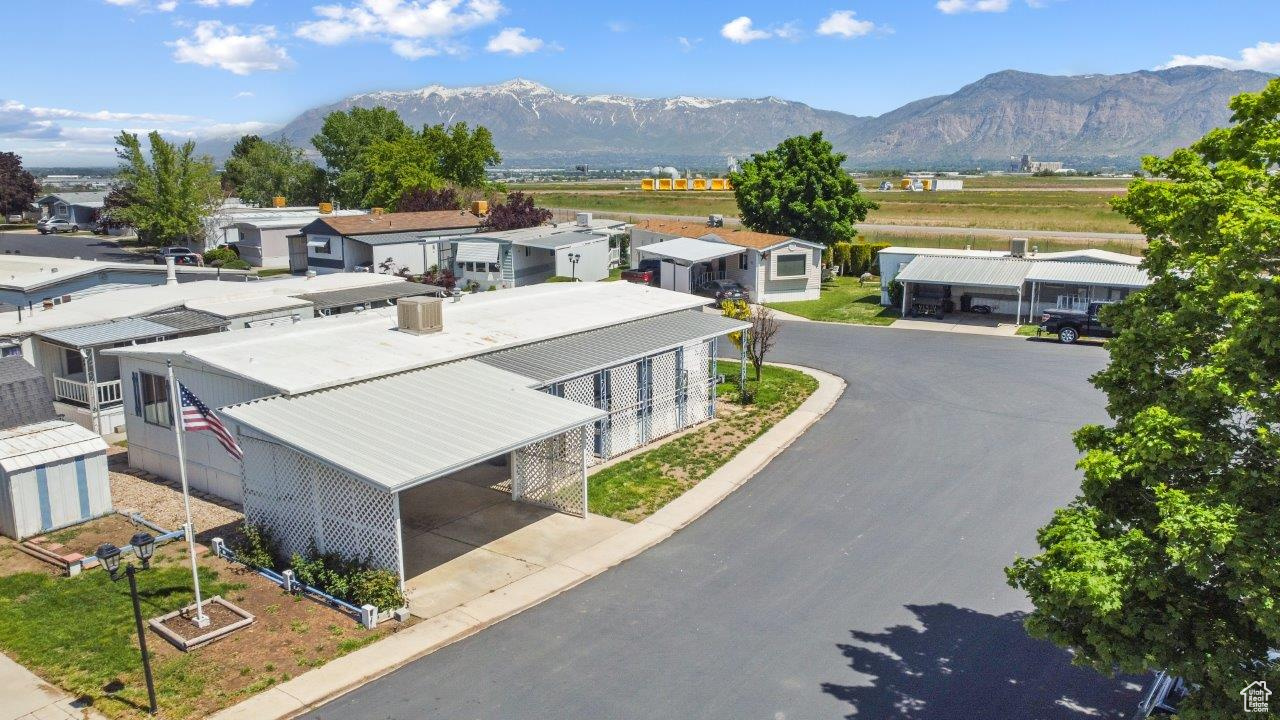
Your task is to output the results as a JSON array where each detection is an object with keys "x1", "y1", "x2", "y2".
[{"x1": 1038, "y1": 302, "x2": 1114, "y2": 343}]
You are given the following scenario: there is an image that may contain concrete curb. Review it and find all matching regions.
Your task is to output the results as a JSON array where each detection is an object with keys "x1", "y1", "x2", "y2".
[{"x1": 209, "y1": 365, "x2": 845, "y2": 720}]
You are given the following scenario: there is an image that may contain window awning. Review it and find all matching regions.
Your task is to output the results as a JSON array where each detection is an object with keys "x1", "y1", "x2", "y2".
[
  {"x1": 306, "y1": 239, "x2": 328, "y2": 248},
  {"x1": 638, "y1": 237, "x2": 744, "y2": 264},
  {"x1": 455, "y1": 242, "x2": 500, "y2": 263},
  {"x1": 222, "y1": 360, "x2": 604, "y2": 492}
]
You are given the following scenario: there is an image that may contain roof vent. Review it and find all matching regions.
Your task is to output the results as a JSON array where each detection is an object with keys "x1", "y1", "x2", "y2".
[
  {"x1": 576, "y1": 212, "x2": 592, "y2": 227},
  {"x1": 397, "y1": 296, "x2": 443, "y2": 335},
  {"x1": 1009, "y1": 238, "x2": 1028, "y2": 258}
]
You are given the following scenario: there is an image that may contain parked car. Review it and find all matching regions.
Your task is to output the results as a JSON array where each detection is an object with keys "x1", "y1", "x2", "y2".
[
  {"x1": 698, "y1": 279, "x2": 749, "y2": 303},
  {"x1": 36, "y1": 217, "x2": 79, "y2": 234},
  {"x1": 153, "y1": 246, "x2": 203, "y2": 266},
  {"x1": 621, "y1": 259, "x2": 661, "y2": 286},
  {"x1": 1134, "y1": 671, "x2": 1189, "y2": 718},
  {"x1": 1038, "y1": 301, "x2": 1114, "y2": 343}
]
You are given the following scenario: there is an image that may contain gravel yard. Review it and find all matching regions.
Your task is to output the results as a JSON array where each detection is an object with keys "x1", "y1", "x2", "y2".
[{"x1": 109, "y1": 469, "x2": 242, "y2": 537}]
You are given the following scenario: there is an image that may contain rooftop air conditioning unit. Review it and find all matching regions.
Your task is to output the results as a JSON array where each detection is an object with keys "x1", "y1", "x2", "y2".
[
  {"x1": 397, "y1": 296, "x2": 443, "y2": 335},
  {"x1": 708, "y1": 214, "x2": 724, "y2": 228},
  {"x1": 576, "y1": 212, "x2": 592, "y2": 227},
  {"x1": 1009, "y1": 238, "x2": 1029, "y2": 258}
]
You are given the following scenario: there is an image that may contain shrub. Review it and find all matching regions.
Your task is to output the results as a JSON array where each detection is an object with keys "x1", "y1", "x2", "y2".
[
  {"x1": 234, "y1": 522, "x2": 280, "y2": 569},
  {"x1": 545, "y1": 276, "x2": 575, "y2": 283},
  {"x1": 349, "y1": 569, "x2": 404, "y2": 611},
  {"x1": 223, "y1": 259, "x2": 251, "y2": 270},
  {"x1": 203, "y1": 246, "x2": 238, "y2": 264},
  {"x1": 291, "y1": 545, "x2": 405, "y2": 611}
]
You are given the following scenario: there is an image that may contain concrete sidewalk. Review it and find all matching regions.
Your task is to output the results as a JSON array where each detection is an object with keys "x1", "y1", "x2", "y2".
[
  {"x1": 0, "y1": 652, "x2": 102, "y2": 720},
  {"x1": 890, "y1": 317, "x2": 1021, "y2": 336},
  {"x1": 210, "y1": 364, "x2": 845, "y2": 720}
]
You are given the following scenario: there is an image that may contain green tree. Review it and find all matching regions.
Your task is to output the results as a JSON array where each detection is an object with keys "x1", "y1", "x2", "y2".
[
  {"x1": 1006, "y1": 80, "x2": 1280, "y2": 718},
  {"x1": 112, "y1": 131, "x2": 222, "y2": 244},
  {"x1": 222, "y1": 138, "x2": 326, "y2": 206},
  {"x1": 729, "y1": 132, "x2": 876, "y2": 244},
  {"x1": 0, "y1": 152, "x2": 39, "y2": 217},
  {"x1": 311, "y1": 107, "x2": 410, "y2": 207},
  {"x1": 359, "y1": 134, "x2": 446, "y2": 208},
  {"x1": 420, "y1": 121, "x2": 501, "y2": 188},
  {"x1": 221, "y1": 133, "x2": 264, "y2": 193}
]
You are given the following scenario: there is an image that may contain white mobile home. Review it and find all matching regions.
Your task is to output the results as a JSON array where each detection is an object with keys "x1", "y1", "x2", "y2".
[
  {"x1": 294, "y1": 210, "x2": 483, "y2": 275},
  {"x1": 454, "y1": 215, "x2": 628, "y2": 288}
]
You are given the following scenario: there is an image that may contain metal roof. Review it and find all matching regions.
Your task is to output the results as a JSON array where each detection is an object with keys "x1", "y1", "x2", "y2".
[
  {"x1": 478, "y1": 310, "x2": 747, "y2": 384},
  {"x1": 1024, "y1": 261, "x2": 1150, "y2": 288},
  {"x1": 36, "y1": 192, "x2": 107, "y2": 208},
  {"x1": 294, "y1": 282, "x2": 444, "y2": 310},
  {"x1": 455, "y1": 242, "x2": 501, "y2": 263},
  {"x1": 345, "y1": 230, "x2": 471, "y2": 247},
  {"x1": 894, "y1": 255, "x2": 1033, "y2": 289},
  {"x1": 37, "y1": 310, "x2": 227, "y2": 348},
  {"x1": 0, "y1": 420, "x2": 107, "y2": 474},
  {"x1": 223, "y1": 360, "x2": 604, "y2": 492},
  {"x1": 636, "y1": 237, "x2": 745, "y2": 264}
]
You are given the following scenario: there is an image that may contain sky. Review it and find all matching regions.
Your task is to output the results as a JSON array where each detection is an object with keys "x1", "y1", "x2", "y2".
[{"x1": 3, "y1": 0, "x2": 1279, "y2": 166}]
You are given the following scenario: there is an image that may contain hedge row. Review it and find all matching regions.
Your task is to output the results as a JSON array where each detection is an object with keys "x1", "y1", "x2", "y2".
[{"x1": 823, "y1": 241, "x2": 890, "y2": 277}]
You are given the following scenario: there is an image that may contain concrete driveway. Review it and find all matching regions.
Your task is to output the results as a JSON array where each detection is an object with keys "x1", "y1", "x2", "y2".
[
  {"x1": 303, "y1": 323, "x2": 1140, "y2": 719},
  {"x1": 0, "y1": 229, "x2": 147, "y2": 263}
]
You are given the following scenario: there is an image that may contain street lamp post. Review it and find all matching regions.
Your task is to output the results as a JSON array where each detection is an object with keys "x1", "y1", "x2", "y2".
[
  {"x1": 568, "y1": 252, "x2": 581, "y2": 281},
  {"x1": 97, "y1": 532, "x2": 159, "y2": 715}
]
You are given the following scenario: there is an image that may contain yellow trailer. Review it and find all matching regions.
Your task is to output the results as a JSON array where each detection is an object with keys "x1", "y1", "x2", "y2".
[
  {"x1": 692, "y1": 178, "x2": 708, "y2": 190},
  {"x1": 657, "y1": 178, "x2": 673, "y2": 190},
  {"x1": 641, "y1": 178, "x2": 655, "y2": 191},
  {"x1": 674, "y1": 178, "x2": 688, "y2": 190}
]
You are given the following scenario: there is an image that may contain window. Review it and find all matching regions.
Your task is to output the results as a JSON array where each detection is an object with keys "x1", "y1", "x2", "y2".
[
  {"x1": 488, "y1": 262, "x2": 499, "y2": 273},
  {"x1": 64, "y1": 348, "x2": 83, "y2": 376},
  {"x1": 775, "y1": 253, "x2": 807, "y2": 278},
  {"x1": 738, "y1": 254, "x2": 748, "y2": 270},
  {"x1": 317, "y1": 238, "x2": 331, "y2": 253},
  {"x1": 139, "y1": 372, "x2": 171, "y2": 428},
  {"x1": 1, "y1": 346, "x2": 20, "y2": 358},
  {"x1": 525, "y1": 246, "x2": 530, "y2": 257}
]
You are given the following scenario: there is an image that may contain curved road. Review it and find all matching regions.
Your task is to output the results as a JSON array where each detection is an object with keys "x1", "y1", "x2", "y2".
[{"x1": 305, "y1": 322, "x2": 1139, "y2": 719}]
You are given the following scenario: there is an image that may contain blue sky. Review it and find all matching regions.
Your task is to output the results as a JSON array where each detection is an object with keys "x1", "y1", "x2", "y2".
[{"x1": 3, "y1": 0, "x2": 1278, "y2": 165}]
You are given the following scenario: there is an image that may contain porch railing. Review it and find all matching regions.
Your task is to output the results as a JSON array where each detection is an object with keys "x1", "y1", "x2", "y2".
[{"x1": 52, "y1": 376, "x2": 123, "y2": 406}]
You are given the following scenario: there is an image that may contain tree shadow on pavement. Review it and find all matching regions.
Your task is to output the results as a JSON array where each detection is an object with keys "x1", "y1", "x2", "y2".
[{"x1": 822, "y1": 603, "x2": 1140, "y2": 719}]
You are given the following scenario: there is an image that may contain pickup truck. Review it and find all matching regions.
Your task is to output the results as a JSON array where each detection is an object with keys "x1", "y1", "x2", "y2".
[
  {"x1": 621, "y1": 259, "x2": 661, "y2": 286},
  {"x1": 1038, "y1": 301, "x2": 1114, "y2": 344}
]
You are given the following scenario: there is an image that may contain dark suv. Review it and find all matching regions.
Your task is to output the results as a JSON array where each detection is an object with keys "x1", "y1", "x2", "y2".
[
  {"x1": 1038, "y1": 301, "x2": 1114, "y2": 344},
  {"x1": 698, "y1": 280, "x2": 749, "y2": 303}
]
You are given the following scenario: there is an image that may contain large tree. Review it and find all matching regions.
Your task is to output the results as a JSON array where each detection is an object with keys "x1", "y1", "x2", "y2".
[
  {"x1": 396, "y1": 186, "x2": 460, "y2": 212},
  {"x1": 1006, "y1": 80, "x2": 1280, "y2": 718},
  {"x1": 221, "y1": 133, "x2": 264, "y2": 193},
  {"x1": 311, "y1": 107, "x2": 410, "y2": 207},
  {"x1": 112, "y1": 131, "x2": 222, "y2": 244},
  {"x1": 222, "y1": 138, "x2": 325, "y2": 207},
  {"x1": 482, "y1": 192, "x2": 550, "y2": 231},
  {"x1": 359, "y1": 134, "x2": 446, "y2": 208},
  {"x1": 728, "y1": 132, "x2": 876, "y2": 244},
  {"x1": 420, "y1": 121, "x2": 501, "y2": 189},
  {"x1": 0, "y1": 152, "x2": 39, "y2": 217}
]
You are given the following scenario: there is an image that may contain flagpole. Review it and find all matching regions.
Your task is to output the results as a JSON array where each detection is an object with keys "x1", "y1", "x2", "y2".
[{"x1": 166, "y1": 359, "x2": 209, "y2": 628}]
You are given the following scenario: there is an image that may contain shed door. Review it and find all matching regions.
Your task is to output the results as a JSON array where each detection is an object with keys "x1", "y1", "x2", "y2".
[{"x1": 288, "y1": 237, "x2": 309, "y2": 274}]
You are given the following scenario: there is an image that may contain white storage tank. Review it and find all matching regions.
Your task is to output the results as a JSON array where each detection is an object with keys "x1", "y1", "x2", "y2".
[{"x1": 0, "y1": 420, "x2": 111, "y2": 540}]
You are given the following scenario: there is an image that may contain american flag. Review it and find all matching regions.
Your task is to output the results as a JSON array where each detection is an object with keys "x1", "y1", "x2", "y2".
[{"x1": 179, "y1": 383, "x2": 243, "y2": 460}]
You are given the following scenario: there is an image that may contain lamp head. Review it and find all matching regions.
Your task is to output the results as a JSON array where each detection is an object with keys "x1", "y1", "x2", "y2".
[
  {"x1": 97, "y1": 542, "x2": 122, "y2": 577},
  {"x1": 130, "y1": 531, "x2": 156, "y2": 566}
]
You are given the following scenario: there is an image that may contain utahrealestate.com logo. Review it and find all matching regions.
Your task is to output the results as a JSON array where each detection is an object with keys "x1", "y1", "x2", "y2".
[{"x1": 1242, "y1": 680, "x2": 1272, "y2": 713}]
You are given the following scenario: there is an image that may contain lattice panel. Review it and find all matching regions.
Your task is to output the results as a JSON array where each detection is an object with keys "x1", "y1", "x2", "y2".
[
  {"x1": 561, "y1": 375, "x2": 603, "y2": 466},
  {"x1": 607, "y1": 363, "x2": 643, "y2": 457},
  {"x1": 649, "y1": 350, "x2": 681, "y2": 440},
  {"x1": 514, "y1": 427, "x2": 586, "y2": 517},
  {"x1": 241, "y1": 435, "x2": 400, "y2": 574},
  {"x1": 684, "y1": 340, "x2": 713, "y2": 425}
]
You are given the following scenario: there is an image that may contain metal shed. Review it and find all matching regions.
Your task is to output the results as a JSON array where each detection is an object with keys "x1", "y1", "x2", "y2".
[{"x1": 0, "y1": 420, "x2": 110, "y2": 539}]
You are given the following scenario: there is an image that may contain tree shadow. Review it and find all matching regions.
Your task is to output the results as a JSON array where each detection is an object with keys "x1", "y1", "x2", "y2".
[{"x1": 822, "y1": 604, "x2": 1139, "y2": 719}]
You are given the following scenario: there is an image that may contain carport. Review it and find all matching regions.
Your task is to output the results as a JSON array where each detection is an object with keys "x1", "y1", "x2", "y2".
[
  {"x1": 223, "y1": 360, "x2": 605, "y2": 589},
  {"x1": 635, "y1": 237, "x2": 745, "y2": 294},
  {"x1": 893, "y1": 255, "x2": 1033, "y2": 322},
  {"x1": 1023, "y1": 261, "x2": 1149, "y2": 316}
]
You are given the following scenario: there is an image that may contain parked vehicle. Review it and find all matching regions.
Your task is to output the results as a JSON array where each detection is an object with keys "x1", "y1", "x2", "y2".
[
  {"x1": 153, "y1": 246, "x2": 203, "y2": 266},
  {"x1": 698, "y1": 279, "x2": 749, "y2": 303},
  {"x1": 1133, "y1": 671, "x2": 1188, "y2": 718},
  {"x1": 621, "y1": 259, "x2": 661, "y2": 286},
  {"x1": 1038, "y1": 302, "x2": 1114, "y2": 343},
  {"x1": 36, "y1": 217, "x2": 78, "y2": 234}
]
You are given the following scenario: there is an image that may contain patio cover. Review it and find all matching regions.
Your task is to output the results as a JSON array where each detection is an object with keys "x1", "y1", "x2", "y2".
[
  {"x1": 454, "y1": 242, "x2": 501, "y2": 263},
  {"x1": 638, "y1": 237, "x2": 744, "y2": 264},
  {"x1": 223, "y1": 360, "x2": 604, "y2": 492},
  {"x1": 1023, "y1": 260, "x2": 1150, "y2": 289},
  {"x1": 894, "y1": 255, "x2": 1032, "y2": 290}
]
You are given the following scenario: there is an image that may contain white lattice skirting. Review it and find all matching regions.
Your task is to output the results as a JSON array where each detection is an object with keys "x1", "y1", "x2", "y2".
[
  {"x1": 240, "y1": 435, "x2": 400, "y2": 573},
  {"x1": 514, "y1": 426, "x2": 587, "y2": 517}
]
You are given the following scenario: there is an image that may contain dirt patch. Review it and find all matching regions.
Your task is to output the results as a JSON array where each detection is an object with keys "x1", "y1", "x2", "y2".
[
  {"x1": 42, "y1": 513, "x2": 148, "y2": 559},
  {"x1": 0, "y1": 537, "x2": 58, "y2": 576}
]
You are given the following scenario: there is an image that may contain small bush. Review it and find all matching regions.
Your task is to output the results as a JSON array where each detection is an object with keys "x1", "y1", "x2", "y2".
[
  {"x1": 349, "y1": 569, "x2": 404, "y2": 611},
  {"x1": 223, "y1": 259, "x2": 251, "y2": 270},
  {"x1": 545, "y1": 276, "x2": 575, "y2": 283},
  {"x1": 203, "y1": 246, "x2": 238, "y2": 264},
  {"x1": 291, "y1": 545, "x2": 405, "y2": 611},
  {"x1": 234, "y1": 522, "x2": 279, "y2": 569}
]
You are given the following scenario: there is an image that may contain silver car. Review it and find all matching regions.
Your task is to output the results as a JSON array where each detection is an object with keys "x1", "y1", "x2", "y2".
[{"x1": 37, "y1": 217, "x2": 79, "y2": 234}]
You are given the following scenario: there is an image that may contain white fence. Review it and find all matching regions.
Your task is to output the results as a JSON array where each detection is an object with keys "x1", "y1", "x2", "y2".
[{"x1": 52, "y1": 376, "x2": 122, "y2": 406}]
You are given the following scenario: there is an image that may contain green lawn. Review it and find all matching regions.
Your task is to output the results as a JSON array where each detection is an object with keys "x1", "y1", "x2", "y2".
[
  {"x1": 588, "y1": 362, "x2": 817, "y2": 522},
  {"x1": 603, "y1": 266, "x2": 624, "y2": 282},
  {"x1": 254, "y1": 267, "x2": 292, "y2": 277},
  {"x1": 1016, "y1": 323, "x2": 1043, "y2": 337},
  {"x1": 765, "y1": 276, "x2": 898, "y2": 326}
]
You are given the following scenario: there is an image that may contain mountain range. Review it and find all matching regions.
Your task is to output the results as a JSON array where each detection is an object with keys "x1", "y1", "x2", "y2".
[{"x1": 232, "y1": 66, "x2": 1274, "y2": 170}]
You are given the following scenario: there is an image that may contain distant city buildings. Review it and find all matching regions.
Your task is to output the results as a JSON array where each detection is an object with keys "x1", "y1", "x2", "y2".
[{"x1": 1011, "y1": 154, "x2": 1064, "y2": 173}]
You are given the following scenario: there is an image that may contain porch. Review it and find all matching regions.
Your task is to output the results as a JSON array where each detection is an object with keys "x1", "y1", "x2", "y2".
[{"x1": 51, "y1": 375, "x2": 122, "y2": 407}]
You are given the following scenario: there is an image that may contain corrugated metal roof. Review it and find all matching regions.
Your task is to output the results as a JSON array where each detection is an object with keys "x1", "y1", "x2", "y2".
[
  {"x1": 1024, "y1": 261, "x2": 1150, "y2": 288},
  {"x1": 37, "y1": 310, "x2": 227, "y2": 348},
  {"x1": 0, "y1": 420, "x2": 107, "y2": 473},
  {"x1": 637, "y1": 237, "x2": 745, "y2": 264},
  {"x1": 223, "y1": 360, "x2": 604, "y2": 491},
  {"x1": 294, "y1": 282, "x2": 444, "y2": 310},
  {"x1": 145, "y1": 309, "x2": 229, "y2": 332},
  {"x1": 455, "y1": 242, "x2": 501, "y2": 263},
  {"x1": 347, "y1": 230, "x2": 471, "y2": 247},
  {"x1": 478, "y1": 310, "x2": 747, "y2": 384},
  {"x1": 894, "y1": 255, "x2": 1033, "y2": 289}
]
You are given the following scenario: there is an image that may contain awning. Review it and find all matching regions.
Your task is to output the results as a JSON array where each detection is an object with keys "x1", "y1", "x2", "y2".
[
  {"x1": 306, "y1": 239, "x2": 328, "y2": 248},
  {"x1": 1024, "y1": 260, "x2": 1149, "y2": 289},
  {"x1": 455, "y1": 242, "x2": 500, "y2": 263},
  {"x1": 223, "y1": 360, "x2": 604, "y2": 492},
  {"x1": 894, "y1": 255, "x2": 1032, "y2": 290},
  {"x1": 36, "y1": 311, "x2": 228, "y2": 348},
  {"x1": 638, "y1": 237, "x2": 744, "y2": 264}
]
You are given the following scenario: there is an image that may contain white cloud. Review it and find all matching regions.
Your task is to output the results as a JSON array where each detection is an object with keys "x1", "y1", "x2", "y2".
[
  {"x1": 937, "y1": 0, "x2": 1011, "y2": 13},
  {"x1": 195, "y1": 0, "x2": 255, "y2": 5},
  {"x1": 297, "y1": 0, "x2": 503, "y2": 58},
  {"x1": 233, "y1": 91, "x2": 255, "y2": 98},
  {"x1": 1156, "y1": 41, "x2": 1280, "y2": 73},
  {"x1": 103, "y1": 0, "x2": 177, "y2": 10},
  {"x1": 606, "y1": 20, "x2": 629, "y2": 33},
  {"x1": 816, "y1": 10, "x2": 876, "y2": 38},
  {"x1": 677, "y1": 36, "x2": 701, "y2": 52},
  {"x1": 720, "y1": 16, "x2": 772, "y2": 44},
  {"x1": 170, "y1": 21, "x2": 293, "y2": 75},
  {"x1": 485, "y1": 27, "x2": 553, "y2": 55}
]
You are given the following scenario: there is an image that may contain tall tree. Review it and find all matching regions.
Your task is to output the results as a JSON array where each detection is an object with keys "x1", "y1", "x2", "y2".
[
  {"x1": 420, "y1": 121, "x2": 501, "y2": 189},
  {"x1": 222, "y1": 138, "x2": 326, "y2": 206},
  {"x1": 221, "y1": 133, "x2": 265, "y2": 193},
  {"x1": 359, "y1": 134, "x2": 445, "y2": 208},
  {"x1": 482, "y1": 192, "x2": 550, "y2": 231},
  {"x1": 1006, "y1": 79, "x2": 1280, "y2": 718},
  {"x1": 0, "y1": 152, "x2": 39, "y2": 217},
  {"x1": 396, "y1": 186, "x2": 460, "y2": 212},
  {"x1": 729, "y1": 132, "x2": 876, "y2": 244},
  {"x1": 311, "y1": 107, "x2": 410, "y2": 207},
  {"x1": 112, "y1": 131, "x2": 222, "y2": 244}
]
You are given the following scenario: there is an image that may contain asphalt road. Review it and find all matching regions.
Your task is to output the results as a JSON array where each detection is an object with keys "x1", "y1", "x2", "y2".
[
  {"x1": 0, "y1": 229, "x2": 147, "y2": 263},
  {"x1": 304, "y1": 323, "x2": 1139, "y2": 720}
]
